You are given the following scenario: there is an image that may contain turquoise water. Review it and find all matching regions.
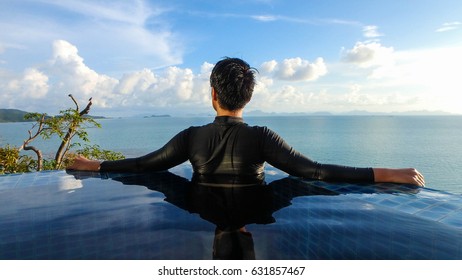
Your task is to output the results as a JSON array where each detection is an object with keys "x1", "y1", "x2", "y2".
[{"x1": 1, "y1": 115, "x2": 461, "y2": 193}]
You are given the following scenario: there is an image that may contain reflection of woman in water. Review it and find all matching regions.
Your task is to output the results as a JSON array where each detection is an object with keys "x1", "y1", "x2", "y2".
[
  {"x1": 103, "y1": 170, "x2": 422, "y2": 260},
  {"x1": 213, "y1": 228, "x2": 255, "y2": 260},
  {"x1": 108, "y1": 171, "x2": 340, "y2": 259},
  {"x1": 69, "y1": 57, "x2": 425, "y2": 187}
]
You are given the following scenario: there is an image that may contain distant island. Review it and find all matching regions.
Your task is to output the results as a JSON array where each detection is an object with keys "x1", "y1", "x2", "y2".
[
  {"x1": 178, "y1": 109, "x2": 460, "y2": 117},
  {"x1": 143, "y1": 114, "x2": 171, "y2": 118},
  {"x1": 245, "y1": 109, "x2": 458, "y2": 117},
  {"x1": 0, "y1": 109, "x2": 106, "y2": 123}
]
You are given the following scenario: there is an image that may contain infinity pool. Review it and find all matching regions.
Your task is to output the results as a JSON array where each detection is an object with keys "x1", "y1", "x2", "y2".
[{"x1": 1, "y1": 165, "x2": 461, "y2": 259}]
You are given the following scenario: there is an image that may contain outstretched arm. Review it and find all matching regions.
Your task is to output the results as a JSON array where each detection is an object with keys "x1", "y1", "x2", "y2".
[
  {"x1": 373, "y1": 168, "x2": 425, "y2": 186},
  {"x1": 67, "y1": 129, "x2": 190, "y2": 172},
  {"x1": 261, "y1": 127, "x2": 425, "y2": 186}
]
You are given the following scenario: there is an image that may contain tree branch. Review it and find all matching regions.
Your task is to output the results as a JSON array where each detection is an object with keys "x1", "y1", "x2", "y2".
[
  {"x1": 69, "y1": 94, "x2": 79, "y2": 112},
  {"x1": 79, "y1": 97, "x2": 93, "y2": 116},
  {"x1": 18, "y1": 114, "x2": 46, "y2": 171},
  {"x1": 23, "y1": 146, "x2": 43, "y2": 171},
  {"x1": 55, "y1": 96, "x2": 93, "y2": 169}
]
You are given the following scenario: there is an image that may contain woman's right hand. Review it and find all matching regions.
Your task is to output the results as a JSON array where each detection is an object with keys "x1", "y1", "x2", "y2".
[{"x1": 373, "y1": 168, "x2": 425, "y2": 186}]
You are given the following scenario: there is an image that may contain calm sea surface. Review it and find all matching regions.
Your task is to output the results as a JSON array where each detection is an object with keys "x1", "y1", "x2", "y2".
[{"x1": 1, "y1": 115, "x2": 461, "y2": 194}]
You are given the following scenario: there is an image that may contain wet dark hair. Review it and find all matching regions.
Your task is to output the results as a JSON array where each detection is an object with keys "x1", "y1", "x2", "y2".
[{"x1": 210, "y1": 57, "x2": 257, "y2": 111}]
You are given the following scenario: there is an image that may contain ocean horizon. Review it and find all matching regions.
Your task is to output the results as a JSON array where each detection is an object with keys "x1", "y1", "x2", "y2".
[{"x1": 1, "y1": 115, "x2": 461, "y2": 194}]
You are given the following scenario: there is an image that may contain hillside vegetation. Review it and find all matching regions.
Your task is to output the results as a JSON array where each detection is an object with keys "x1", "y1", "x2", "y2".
[{"x1": 0, "y1": 109, "x2": 30, "y2": 122}]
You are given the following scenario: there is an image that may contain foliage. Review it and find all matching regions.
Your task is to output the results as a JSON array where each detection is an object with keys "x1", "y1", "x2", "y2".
[
  {"x1": 75, "y1": 144, "x2": 125, "y2": 161},
  {"x1": 23, "y1": 96, "x2": 103, "y2": 169},
  {"x1": 0, "y1": 145, "x2": 35, "y2": 174},
  {"x1": 25, "y1": 109, "x2": 101, "y2": 143},
  {"x1": 0, "y1": 95, "x2": 125, "y2": 174}
]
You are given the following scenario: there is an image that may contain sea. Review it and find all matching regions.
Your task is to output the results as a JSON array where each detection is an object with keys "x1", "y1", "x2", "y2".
[{"x1": 1, "y1": 115, "x2": 461, "y2": 194}]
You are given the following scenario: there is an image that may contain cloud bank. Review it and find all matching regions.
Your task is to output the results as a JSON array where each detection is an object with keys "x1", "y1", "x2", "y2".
[
  {"x1": 0, "y1": 40, "x2": 213, "y2": 115},
  {"x1": 0, "y1": 40, "x2": 332, "y2": 115},
  {"x1": 260, "y1": 57, "x2": 327, "y2": 81},
  {"x1": 1, "y1": 38, "x2": 460, "y2": 116}
]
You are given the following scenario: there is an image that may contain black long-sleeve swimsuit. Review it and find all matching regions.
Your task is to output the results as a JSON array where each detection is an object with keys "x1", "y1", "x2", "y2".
[{"x1": 101, "y1": 116, "x2": 374, "y2": 183}]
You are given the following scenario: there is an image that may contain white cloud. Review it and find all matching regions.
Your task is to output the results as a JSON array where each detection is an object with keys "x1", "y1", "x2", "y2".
[
  {"x1": 252, "y1": 15, "x2": 361, "y2": 26},
  {"x1": 249, "y1": 84, "x2": 310, "y2": 112},
  {"x1": 392, "y1": 47, "x2": 462, "y2": 93},
  {"x1": 155, "y1": 66, "x2": 195, "y2": 101},
  {"x1": 342, "y1": 42, "x2": 394, "y2": 68},
  {"x1": 251, "y1": 15, "x2": 277, "y2": 22},
  {"x1": 363, "y1": 25, "x2": 383, "y2": 38},
  {"x1": 113, "y1": 62, "x2": 212, "y2": 109},
  {"x1": 20, "y1": 68, "x2": 49, "y2": 99},
  {"x1": 3, "y1": 68, "x2": 49, "y2": 108},
  {"x1": 354, "y1": 46, "x2": 462, "y2": 88},
  {"x1": 46, "y1": 40, "x2": 118, "y2": 107},
  {"x1": 325, "y1": 83, "x2": 421, "y2": 109},
  {"x1": 436, "y1": 22, "x2": 461, "y2": 32},
  {"x1": 254, "y1": 75, "x2": 274, "y2": 94},
  {"x1": 260, "y1": 60, "x2": 278, "y2": 73},
  {"x1": 195, "y1": 62, "x2": 215, "y2": 103},
  {"x1": 116, "y1": 69, "x2": 157, "y2": 95},
  {"x1": 260, "y1": 57, "x2": 327, "y2": 81},
  {"x1": 249, "y1": 78, "x2": 422, "y2": 113},
  {"x1": 344, "y1": 84, "x2": 369, "y2": 105}
]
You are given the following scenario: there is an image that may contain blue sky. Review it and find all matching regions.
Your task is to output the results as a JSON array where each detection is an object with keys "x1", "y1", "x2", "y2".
[{"x1": 1, "y1": 0, "x2": 461, "y2": 116}]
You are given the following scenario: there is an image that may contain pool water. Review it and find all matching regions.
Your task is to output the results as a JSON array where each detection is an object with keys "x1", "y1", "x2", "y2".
[{"x1": 1, "y1": 164, "x2": 461, "y2": 259}]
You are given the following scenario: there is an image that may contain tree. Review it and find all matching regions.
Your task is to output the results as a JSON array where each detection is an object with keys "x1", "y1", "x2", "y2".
[
  {"x1": 0, "y1": 95, "x2": 124, "y2": 174},
  {"x1": 17, "y1": 113, "x2": 46, "y2": 170}
]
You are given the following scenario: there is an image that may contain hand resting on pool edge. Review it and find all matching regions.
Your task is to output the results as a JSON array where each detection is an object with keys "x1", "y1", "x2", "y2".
[{"x1": 372, "y1": 168, "x2": 425, "y2": 187}]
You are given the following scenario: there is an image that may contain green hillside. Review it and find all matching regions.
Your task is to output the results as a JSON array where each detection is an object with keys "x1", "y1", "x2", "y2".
[{"x1": 0, "y1": 109, "x2": 30, "y2": 123}]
